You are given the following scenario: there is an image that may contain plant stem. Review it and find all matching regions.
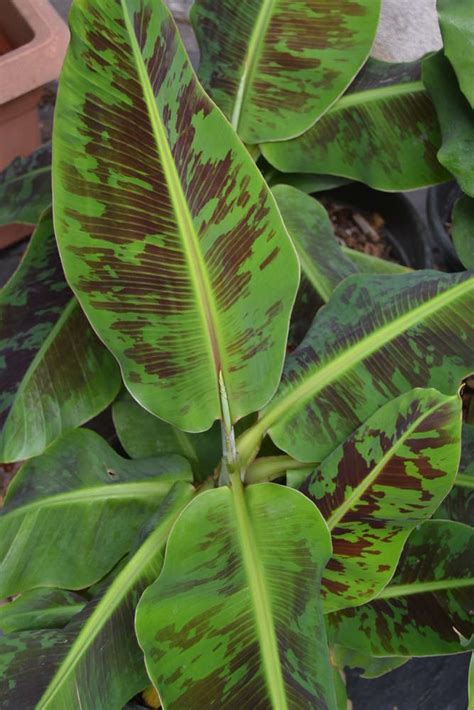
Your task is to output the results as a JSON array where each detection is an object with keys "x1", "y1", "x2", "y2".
[{"x1": 245, "y1": 456, "x2": 313, "y2": 484}]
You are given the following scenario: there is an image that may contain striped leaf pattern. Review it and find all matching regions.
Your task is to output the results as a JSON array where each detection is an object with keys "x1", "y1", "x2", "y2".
[
  {"x1": 136, "y1": 484, "x2": 337, "y2": 709},
  {"x1": 0, "y1": 429, "x2": 192, "y2": 597},
  {"x1": 299, "y1": 389, "x2": 462, "y2": 611},
  {"x1": 328, "y1": 521, "x2": 474, "y2": 656},
  {"x1": 191, "y1": 0, "x2": 381, "y2": 143},
  {"x1": 262, "y1": 59, "x2": 449, "y2": 190},
  {"x1": 272, "y1": 185, "x2": 357, "y2": 303},
  {"x1": 237, "y1": 271, "x2": 474, "y2": 464},
  {"x1": 53, "y1": 0, "x2": 299, "y2": 433},
  {"x1": 0, "y1": 209, "x2": 120, "y2": 462}
]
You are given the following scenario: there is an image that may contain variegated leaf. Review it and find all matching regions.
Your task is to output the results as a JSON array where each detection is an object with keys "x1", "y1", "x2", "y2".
[
  {"x1": 299, "y1": 389, "x2": 461, "y2": 611},
  {"x1": 262, "y1": 59, "x2": 449, "y2": 190},
  {"x1": 0, "y1": 209, "x2": 120, "y2": 462},
  {"x1": 0, "y1": 428, "x2": 192, "y2": 597},
  {"x1": 237, "y1": 271, "x2": 474, "y2": 465},
  {"x1": 0, "y1": 589, "x2": 85, "y2": 634},
  {"x1": 191, "y1": 0, "x2": 381, "y2": 143},
  {"x1": 423, "y1": 51, "x2": 474, "y2": 197},
  {"x1": 53, "y1": 0, "x2": 299, "y2": 433},
  {"x1": 136, "y1": 484, "x2": 337, "y2": 708},
  {"x1": 437, "y1": 423, "x2": 474, "y2": 526},
  {"x1": 327, "y1": 520, "x2": 474, "y2": 656},
  {"x1": 0, "y1": 483, "x2": 194, "y2": 709},
  {"x1": 0, "y1": 143, "x2": 52, "y2": 227}
]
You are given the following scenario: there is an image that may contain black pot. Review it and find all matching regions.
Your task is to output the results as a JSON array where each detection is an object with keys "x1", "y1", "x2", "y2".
[
  {"x1": 319, "y1": 183, "x2": 433, "y2": 269},
  {"x1": 427, "y1": 182, "x2": 464, "y2": 271}
]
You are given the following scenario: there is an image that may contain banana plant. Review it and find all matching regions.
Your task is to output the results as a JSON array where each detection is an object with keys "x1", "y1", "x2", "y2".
[{"x1": 0, "y1": 0, "x2": 473, "y2": 708}]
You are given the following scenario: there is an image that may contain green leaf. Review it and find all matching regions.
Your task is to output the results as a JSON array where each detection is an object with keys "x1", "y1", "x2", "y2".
[
  {"x1": 423, "y1": 51, "x2": 474, "y2": 197},
  {"x1": 331, "y1": 645, "x2": 408, "y2": 679},
  {"x1": 53, "y1": 0, "x2": 299, "y2": 432},
  {"x1": 262, "y1": 59, "x2": 449, "y2": 191},
  {"x1": 191, "y1": 0, "x2": 381, "y2": 144},
  {"x1": 0, "y1": 143, "x2": 52, "y2": 227},
  {"x1": 437, "y1": 0, "x2": 474, "y2": 108},
  {"x1": 136, "y1": 484, "x2": 337, "y2": 708},
  {"x1": 0, "y1": 428, "x2": 192, "y2": 597},
  {"x1": 237, "y1": 271, "x2": 474, "y2": 464},
  {"x1": 0, "y1": 483, "x2": 194, "y2": 709},
  {"x1": 300, "y1": 388, "x2": 461, "y2": 612},
  {"x1": 437, "y1": 423, "x2": 474, "y2": 526},
  {"x1": 452, "y1": 194, "x2": 474, "y2": 270},
  {"x1": 328, "y1": 520, "x2": 474, "y2": 656},
  {"x1": 272, "y1": 185, "x2": 358, "y2": 302},
  {"x1": 112, "y1": 391, "x2": 220, "y2": 481},
  {"x1": 0, "y1": 589, "x2": 85, "y2": 634},
  {"x1": 0, "y1": 209, "x2": 121, "y2": 462},
  {"x1": 342, "y1": 247, "x2": 410, "y2": 275}
]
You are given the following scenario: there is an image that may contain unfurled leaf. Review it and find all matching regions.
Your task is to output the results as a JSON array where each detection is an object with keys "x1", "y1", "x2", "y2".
[
  {"x1": 191, "y1": 0, "x2": 381, "y2": 143},
  {"x1": 437, "y1": 0, "x2": 474, "y2": 108},
  {"x1": 423, "y1": 51, "x2": 474, "y2": 197},
  {"x1": 0, "y1": 144, "x2": 52, "y2": 227},
  {"x1": 0, "y1": 429, "x2": 192, "y2": 597},
  {"x1": 0, "y1": 209, "x2": 121, "y2": 462},
  {"x1": 272, "y1": 185, "x2": 357, "y2": 302},
  {"x1": 53, "y1": 0, "x2": 299, "y2": 433},
  {"x1": 112, "y1": 391, "x2": 220, "y2": 481},
  {"x1": 452, "y1": 194, "x2": 474, "y2": 270},
  {"x1": 262, "y1": 59, "x2": 449, "y2": 190},
  {"x1": 0, "y1": 483, "x2": 193, "y2": 709},
  {"x1": 437, "y1": 423, "x2": 474, "y2": 526},
  {"x1": 0, "y1": 589, "x2": 85, "y2": 634},
  {"x1": 237, "y1": 271, "x2": 474, "y2": 464},
  {"x1": 299, "y1": 389, "x2": 461, "y2": 611},
  {"x1": 136, "y1": 484, "x2": 337, "y2": 708},
  {"x1": 328, "y1": 520, "x2": 474, "y2": 656},
  {"x1": 331, "y1": 645, "x2": 408, "y2": 679}
]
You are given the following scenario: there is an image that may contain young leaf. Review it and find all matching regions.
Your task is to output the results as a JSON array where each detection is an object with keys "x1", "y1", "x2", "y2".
[
  {"x1": 53, "y1": 0, "x2": 299, "y2": 433},
  {"x1": 0, "y1": 483, "x2": 194, "y2": 709},
  {"x1": 0, "y1": 429, "x2": 192, "y2": 597},
  {"x1": 262, "y1": 59, "x2": 449, "y2": 191},
  {"x1": 452, "y1": 194, "x2": 474, "y2": 271},
  {"x1": 0, "y1": 209, "x2": 121, "y2": 462},
  {"x1": 272, "y1": 185, "x2": 357, "y2": 302},
  {"x1": 237, "y1": 271, "x2": 474, "y2": 464},
  {"x1": 436, "y1": 423, "x2": 474, "y2": 526},
  {"x1": 112, "y1": 391, "x2": 221, "y2": 480},
  {"x1": 191, "y1": 0, "x2": 381, "y2": 143},
  {"x1": 437, "y1": 0, "x2": 474, "y2": 108},
  {"x1": 423, "y1": 51, "x2": 474, "y2": 198},
  {"x1": 136, "y1": 484, "x2": 337, "y2": 708},
  {"x1": 327, "y1": 520, "x2": 474, "y2": 656},
  {"x1": 0, "y1": 589, "x2": 85, "y2": 634},
  {"x1": 299, "y1": 389, "x2": 461, "y2": 612},
  {"x1": 0, "y1": 143, "x2": 52, "y2": 227}
]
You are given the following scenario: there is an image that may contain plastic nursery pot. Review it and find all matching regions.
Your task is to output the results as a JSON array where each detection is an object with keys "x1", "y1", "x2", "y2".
[
  {"x1": 320, "y1": 183, "x2": 433, "y2": 269},
  {"x1": 427, "y1": 181, "x2": 465, "y2": 272}
]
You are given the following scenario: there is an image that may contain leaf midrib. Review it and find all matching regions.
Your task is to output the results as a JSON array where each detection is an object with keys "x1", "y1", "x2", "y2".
[
  {"x1": 326, "y1": 396, "x2": 453, "y2": 529},
  {"x1": 121, "y1": 2, "x2": 225, "y2": 411},
  {"x1": 2, "y1": 480, "x2": 174, "y2": 520},
  {"x1": 37, "y1": 487, "x2": 192, "y2": 708},
  {"x1": 238, "y1": 277, "x2": 472, "y2": 462},
  {"x1": 231, "y1": 0, "x2": 276, "y2": 133},
  {"x1": 231, "y1": 480, "x2": 288, "y2": 709},
  {"x1": 332, "y1": 81, "x2": 425, "y2": 113},
  {"x1": 377, "y1": 577, "x2": 474, "y2": 600}
]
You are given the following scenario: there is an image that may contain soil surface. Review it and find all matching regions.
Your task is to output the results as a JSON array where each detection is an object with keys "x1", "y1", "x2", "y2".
[{"x1": 320, "y1": 197, "x2": 397, "y2": 262}]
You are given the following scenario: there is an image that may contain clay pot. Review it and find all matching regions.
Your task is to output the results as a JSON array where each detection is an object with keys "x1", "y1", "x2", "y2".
[{"x1": 0, "y1": 0, "x2": 69, "y2": 170}]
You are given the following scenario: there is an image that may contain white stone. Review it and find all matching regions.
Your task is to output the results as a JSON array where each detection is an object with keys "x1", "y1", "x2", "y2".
[{"x1": 372, "y1": 0, "x2": 443, "y2": 62}]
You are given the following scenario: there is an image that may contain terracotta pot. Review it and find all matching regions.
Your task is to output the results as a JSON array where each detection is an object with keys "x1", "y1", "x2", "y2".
[{"x1": 0, "y1": 0, "x2": 68, "y2": 249}]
